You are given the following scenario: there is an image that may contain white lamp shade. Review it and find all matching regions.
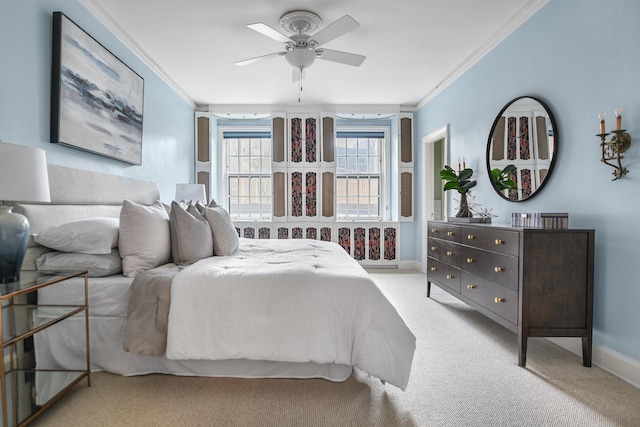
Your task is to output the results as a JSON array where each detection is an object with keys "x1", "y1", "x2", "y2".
[
  {"x1": 0, "y1": 142, "x2": 51, "y2": 202},
  {"x1": 175, "y1": 183, "x2": 206, "y2": 203}
]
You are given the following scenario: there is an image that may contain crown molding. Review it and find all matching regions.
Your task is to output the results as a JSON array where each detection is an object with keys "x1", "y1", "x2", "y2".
[
  {"x1": 415, "y1": 0, "x2": 549, "y2": 110},
  {"x1": 80, "y1": 0, "x2": 196, "y2": 109}
]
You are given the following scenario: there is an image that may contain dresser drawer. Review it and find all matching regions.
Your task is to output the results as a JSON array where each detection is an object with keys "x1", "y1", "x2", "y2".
[
  {"x1": 427, "y1": 238, "x2": 460, "y2": 267},
  {"x1": 461, "y1": 246, "x2": 518, "y2": 290},
  {"x1": 461, "y1": 272, "x2": 518, "y2": 325},
  {"x1": 427, "y1": 258, "x2": 461, "y2": 293},
  {"x1": 428, "y1": 222, "x2": 460, "y2": 243},
  {"x1": 460, "y1": 226, "x2": 519, "y2": 256}
]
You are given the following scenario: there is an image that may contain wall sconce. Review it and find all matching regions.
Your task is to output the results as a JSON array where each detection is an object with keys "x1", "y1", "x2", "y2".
[{"x1": 597, "y1": 107, "x2": 631, "y2": 180}]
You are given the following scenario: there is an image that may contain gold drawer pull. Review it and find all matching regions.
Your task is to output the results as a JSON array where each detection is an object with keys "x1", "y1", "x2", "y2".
[
  {"x1": 467, "y1": 284, "x2": 476, "y2": 289},
  {"x1": 466, "y1": 258, "x2": 474, "y2": 263},
  {"x1": 446, "y1": 274, "x2": 455, "y2": 279},
  {"x1": 446, "y1": 251, "x2": 453, "y2": 256},
  {"x1": 431, "y1": 228, "x2": 437, "y2": 233},
  {"x1": 430, "y1": 267, "x2": 437, "y2": 272},
  {"x1": 447, "y1": 231, "x2": 454, "y2": 236},
  {"x1": 495, "y1": 239, "x2": 504, "y2": 245},
  {"x1": 494, "y1": 298, "x2": 505, "y2": 303},
  {"x1": 431, "y1": 246, "x2": 436, "y2": 251},
  {"x1": 494, "y1": 267, "x2": 504, "y2": 272},
  {"x1": 467, "y1": 234, "x2": 475, "y2": 240}
]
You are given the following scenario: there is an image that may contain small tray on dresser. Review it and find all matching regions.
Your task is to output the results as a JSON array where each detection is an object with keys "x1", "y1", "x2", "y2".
[{"x1": 447, "y1": 217, "x2": 483, "y2": 223}]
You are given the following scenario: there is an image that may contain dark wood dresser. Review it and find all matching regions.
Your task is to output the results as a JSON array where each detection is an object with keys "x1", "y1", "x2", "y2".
[{"x1": 426, "y1": 220, "x2": 594, "y2": 367}]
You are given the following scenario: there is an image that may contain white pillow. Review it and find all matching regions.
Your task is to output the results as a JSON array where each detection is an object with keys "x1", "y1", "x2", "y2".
[
  {"x1": 119, "y1": 200, "x2": 171, "y2": 277},
  {"x1": 36, "y1": 249, "x2": 122, "y2": 277},
  {"x1": 34, "y1": 217, "x2": 119, "y2": 254},
  {"x1": 202, "y1": 206, "x2": 239, "y2": 256}
]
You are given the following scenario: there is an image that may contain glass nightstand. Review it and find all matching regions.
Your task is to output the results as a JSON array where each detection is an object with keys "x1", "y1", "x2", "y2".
[{"x1": 0, "y1": 270, "x2": 90, "y2": 426}]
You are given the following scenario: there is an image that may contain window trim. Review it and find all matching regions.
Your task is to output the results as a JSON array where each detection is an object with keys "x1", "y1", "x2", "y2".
[
  {"x1": 219, "y1": 126, "x2": 272, "y2": 220},
  {"x1": 335, "y1": 126, "x2": 391, "y2": 221}
]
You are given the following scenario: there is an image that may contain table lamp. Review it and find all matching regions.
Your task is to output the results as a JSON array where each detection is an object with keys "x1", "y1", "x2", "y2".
[
  {"x1": 175, "y1": 183, "x2": 206, "y2": 204},
  {"x1": 0, "y1": 142, "x2": 51, "y2": 283}
]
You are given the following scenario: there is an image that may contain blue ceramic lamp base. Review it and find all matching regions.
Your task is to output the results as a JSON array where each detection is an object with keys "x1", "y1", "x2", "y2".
[{"x1": 0, "y1": 205, "x2": 30, "y2": 284}]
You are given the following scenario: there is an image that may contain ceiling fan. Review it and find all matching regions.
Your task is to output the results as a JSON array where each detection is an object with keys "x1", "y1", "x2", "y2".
[{"x1": 235, "y1": 10, "x2": 366, "y2": 84}]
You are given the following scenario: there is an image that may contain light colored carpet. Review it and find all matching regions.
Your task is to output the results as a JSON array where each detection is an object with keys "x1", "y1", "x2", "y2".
[{"x1": 31, "y1": 270, "x2": 640, "y2": 426}]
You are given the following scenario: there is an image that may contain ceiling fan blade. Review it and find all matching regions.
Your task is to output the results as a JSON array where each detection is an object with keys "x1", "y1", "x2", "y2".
[
  {"x1": 310, "y1": 15, "x2": 359, "y2": 46},
  {"x1": 234, "y1": 51, "x2": 286, "y2": 66},
  {"x1": 247, "y1": 23, "x2": 292, "y2": 43},
  {"x1": 292, "y1": 68, "x2": 307, "y2": 82},
  {"x1": 316, "y1": 49, "x2": 366, "y2": 67}
]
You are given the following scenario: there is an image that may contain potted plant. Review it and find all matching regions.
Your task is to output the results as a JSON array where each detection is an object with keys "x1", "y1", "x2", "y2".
[
  {"x1": 491, "y1": 164, "x2": 518, "y2": 192},
  {"x1": 440, "y1": 165, "x2": 477, "y2": 217}
]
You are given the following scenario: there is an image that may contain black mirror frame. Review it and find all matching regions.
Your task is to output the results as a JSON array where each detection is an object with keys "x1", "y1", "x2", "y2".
[{"x1": 486, "y1": 95, "x2": 558, "y2": 202}]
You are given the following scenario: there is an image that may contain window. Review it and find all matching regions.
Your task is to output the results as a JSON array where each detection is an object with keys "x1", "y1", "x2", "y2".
[
  {"x1": 335, "y1": 129, "x2": 387, "y2": 219},
  {"x1": 223, "y1": 130, "x2": 271, "y2": 219}
]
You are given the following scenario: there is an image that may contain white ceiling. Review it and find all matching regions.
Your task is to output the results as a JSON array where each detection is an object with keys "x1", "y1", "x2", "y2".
[{"x1": 82, "y1": 0, "x2": 547, "y2": 109}]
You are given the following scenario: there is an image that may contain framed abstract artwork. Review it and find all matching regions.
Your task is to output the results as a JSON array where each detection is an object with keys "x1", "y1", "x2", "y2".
[{"x1": 50, "y1": 12, "x2": 144, "y2": 165}]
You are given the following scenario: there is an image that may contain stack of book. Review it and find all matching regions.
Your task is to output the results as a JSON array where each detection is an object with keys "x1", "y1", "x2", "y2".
[{"x1": 511, "y1": 212, "x2": 569, "y2": 229}]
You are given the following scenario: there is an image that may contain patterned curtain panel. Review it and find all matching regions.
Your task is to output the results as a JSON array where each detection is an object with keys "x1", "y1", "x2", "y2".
[
  {"x1": 278, "y1": 227, "x2": 288, "y2": 239},
  {"x1": 291, "y1": 172, "x2": 302, "y2": 217},
  {"x1": 507, "y1": 117, "x2": 517, "y2": 160},
  {"x1": 306, "y1": 227, "x2": 317, "y2": 240},
  {"x1": 292, "y1": 227, "x2": 303, "y2": 239},
  {"x1": 305, "y1": 118, "x2": 316, "y2": 163},
  {"x1": 384, "y1": 227, "x2": 396, "y2": 261},
  {"x1": 338, "y1": 227, "x2": 350, "y2": 254},
  {"x1": 258, "y1": 227, "x2": 270, "y2": 239},
  {"x1": 306, "y1": 172, "x2": 316, "y2": 217},
  {"x1": 291, "y1": 118, "x2": 302, "y2": 163},
  {"x1": 354, "y1": 227, "x2": 366, "y2": 260},
  {"x1": 369, "y1": 227, "x2": 381, "y2": 261},
  {"x1": 520, "y1": 169, "x2": 532, "y2": 199},
  {"x1": 320, "y1": 227, "x2": 331, "y2": 241},
  {"x1": 519, "y1": 116, "x2": 530, "y2": 160},
  {"x1": 509, "y1": 170, "x2": 518, "y2": 201}
]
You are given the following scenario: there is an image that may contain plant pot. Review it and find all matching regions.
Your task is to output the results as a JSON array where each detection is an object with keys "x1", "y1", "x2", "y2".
[{"x1": 455, "y1": 193, "x2": 473, "y2": 218}]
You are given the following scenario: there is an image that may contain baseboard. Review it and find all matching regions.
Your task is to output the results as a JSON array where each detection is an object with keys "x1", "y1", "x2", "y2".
[
  {"x1": 547, "y1": 338, "x2": 640, "y2": 389},
  {"x1": 398, "y1": 260, "x2": 422, "y2": 271}
]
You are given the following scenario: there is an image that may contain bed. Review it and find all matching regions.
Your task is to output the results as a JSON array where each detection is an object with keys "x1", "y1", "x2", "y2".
[{"x1": 16, "y1": 165, "x2": 415, "y2": 393}]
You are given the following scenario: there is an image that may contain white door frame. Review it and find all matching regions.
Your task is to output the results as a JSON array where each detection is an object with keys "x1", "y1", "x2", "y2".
[{"x1": 421, "y1": 124, "x2": 448, "y2": 272}]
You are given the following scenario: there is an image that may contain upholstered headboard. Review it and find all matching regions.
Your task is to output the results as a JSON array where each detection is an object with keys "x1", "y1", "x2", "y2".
[{"x1": 13, "y1": 165, "x2": 160, "y2": 271}]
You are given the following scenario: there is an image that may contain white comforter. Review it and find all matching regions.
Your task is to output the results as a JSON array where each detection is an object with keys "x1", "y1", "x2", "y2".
[{"x1": 166, "y1": 238, "x2": 416, "y2": 390}]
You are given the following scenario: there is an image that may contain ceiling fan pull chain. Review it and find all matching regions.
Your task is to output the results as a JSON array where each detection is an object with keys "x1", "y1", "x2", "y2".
[{"x1": 298, "y1": 67, "x2": 303, "y2": 102}]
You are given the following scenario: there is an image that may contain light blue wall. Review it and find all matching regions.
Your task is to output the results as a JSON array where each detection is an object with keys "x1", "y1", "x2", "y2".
[
  {"x1": 0, "y1": 1, "x2": 194, "y2": 201},
  {"x1": 414, "y1": 0, "x2": 640, "y2": 362}
]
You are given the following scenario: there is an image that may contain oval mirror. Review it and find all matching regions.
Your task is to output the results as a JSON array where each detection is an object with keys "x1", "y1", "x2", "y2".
[{"x1": 486, "y1": 96, "x2": 557, "y2": 202}]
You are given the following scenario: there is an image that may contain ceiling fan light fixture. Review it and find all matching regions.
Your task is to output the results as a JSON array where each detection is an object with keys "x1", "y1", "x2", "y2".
[{"x1": 285, "y1": 48, "x2": 317, "y2": 69}]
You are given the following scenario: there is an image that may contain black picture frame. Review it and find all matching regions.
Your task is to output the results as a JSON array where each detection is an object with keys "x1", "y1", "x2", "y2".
[{"x1": 51, "y1": 12, "x2": 144, "y2": 165}]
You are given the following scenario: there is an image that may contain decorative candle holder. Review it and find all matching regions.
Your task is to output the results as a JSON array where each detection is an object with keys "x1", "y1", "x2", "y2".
[{"x1": 596, "y1": 129, "x2": 631, "y2": 180}]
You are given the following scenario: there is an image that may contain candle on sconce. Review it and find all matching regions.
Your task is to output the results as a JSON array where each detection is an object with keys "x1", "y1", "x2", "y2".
[
  {"x1": 615, "y1": 107, "x2": 623, "y2": 130},
  {"x1": 598, "y1": 111, "x2": 606, "y2": 134},
  {"x1": 463, "y1": 157, "x2": 466, "y2": 169},
  {"x1": 458, "y1": 158, "x2": 461, "y2": 172}
]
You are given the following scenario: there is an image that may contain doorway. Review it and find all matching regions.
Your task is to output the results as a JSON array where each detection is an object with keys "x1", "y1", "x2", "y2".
[{"x1": 422, "y1": 125, "x2": 448, "y2": 272}]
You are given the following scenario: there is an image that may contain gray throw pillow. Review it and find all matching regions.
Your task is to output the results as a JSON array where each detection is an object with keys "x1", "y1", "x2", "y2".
[
  {"x1": 119, "y1": 200, "x2": 171, "y2": 277},
  {"x1": 202, "y1": 206, "x2": 239, "y2": 256},
  {"x1": 169, "y1": 201, "x2": 214, "y2": 265}
]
